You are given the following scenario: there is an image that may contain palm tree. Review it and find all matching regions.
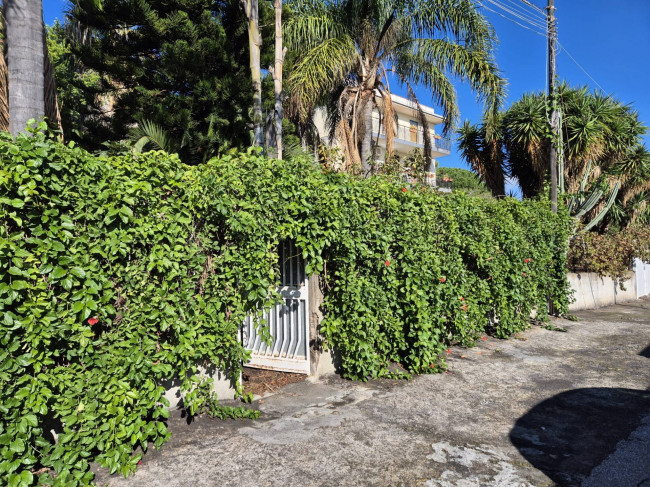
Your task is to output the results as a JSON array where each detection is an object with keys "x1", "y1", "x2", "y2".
[
  {"x1": 0, "y1": 0, "x2": 60, "y2": 135},
  {"x1": 457, "y1": 112, "x2": 506, "y2": 197},
  {"x1": 240, "y1": 0, "x2": 264, "y2": 146},
  {"x1": 284, "y1": 0, "x2": 505, "y2": 172},
  {"x1": 458, "y1": 84, "x2": 649, "y2": 230},
  {"x1": 4, "y1": 0, "x2": 43, "y2": 134}
]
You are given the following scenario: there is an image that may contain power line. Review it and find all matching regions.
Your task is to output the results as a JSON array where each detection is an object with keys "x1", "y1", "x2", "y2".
[
  {"x1": 502, "y1": 0, "x2": 545, "y2": 20},
  {"x1": 477, "y1": 1, "x2": 547, "y2": 38},
  {"x1": 557, "y1": 42, "x2": 607, "y2": 94},
  {"x1": 518, "y1": 0, "x2": 545, "y2": 14},
  {"x1": 487, "y1": 0, "x2": 547, "y2": 29},
  {"x1": 484, "y1": 0, "x2": 547, "y2": 30}
]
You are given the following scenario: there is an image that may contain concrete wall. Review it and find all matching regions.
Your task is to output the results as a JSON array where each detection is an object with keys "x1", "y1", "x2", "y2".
[
  {"x1": 635, "y1": 259, "x2": 650, "y2": 298},
  {"x1": 162, "y1": 367, "x2": 239, "y2": 410},
  {"x1": 568, "y1": 271, "x2": 637, "y2": 312},
  {"x1": 308, "y1": 275, "x2": 338, "y2": 379}
]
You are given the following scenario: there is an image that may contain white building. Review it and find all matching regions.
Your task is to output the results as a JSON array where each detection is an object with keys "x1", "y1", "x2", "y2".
[{"x1": 314, "y1": 92, "x2": 451, "y2": 188}]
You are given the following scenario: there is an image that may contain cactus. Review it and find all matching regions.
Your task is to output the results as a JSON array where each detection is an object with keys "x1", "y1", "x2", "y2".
[
  {"x1": 583, "y1": 181, "x2": 620, "y2": 232},
  {"x1": 566, "y1": 160, "x2": 620, "y2": 232},
  {"x1": 567, "y1": 160, "x2": 592, "y2": 214}
]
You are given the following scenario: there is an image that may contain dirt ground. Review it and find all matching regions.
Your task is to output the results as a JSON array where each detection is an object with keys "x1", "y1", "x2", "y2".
[
  {"x1": 95, "y1": 297, "x2": 650, "y2": 487},
  {"x1": 242, "y1": 366, "x2": 307, "y2": 397}
]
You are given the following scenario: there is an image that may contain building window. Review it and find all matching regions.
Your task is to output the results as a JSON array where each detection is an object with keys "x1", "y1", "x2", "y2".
[{"x1": 409, "y1": 120, "x2": 419, "y2": 143}]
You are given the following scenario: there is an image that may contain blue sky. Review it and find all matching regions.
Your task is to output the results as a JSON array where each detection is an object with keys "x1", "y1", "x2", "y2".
[{"x1": 44, "y1": 0, "x2": 650, "y2": 173}]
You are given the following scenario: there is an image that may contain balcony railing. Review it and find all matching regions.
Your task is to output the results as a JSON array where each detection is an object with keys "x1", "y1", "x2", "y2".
[{"x1": 373, "y1": 118, "x2": 451, "y2": 153}]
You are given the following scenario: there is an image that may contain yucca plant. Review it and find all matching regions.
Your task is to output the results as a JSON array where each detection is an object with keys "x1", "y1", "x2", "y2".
[
  {"x1": 458, "y1": 84, "x2": 649, "y2": 231},
  {"x1": 284, "y1": 0, "x2": 505, "y2": 172}
]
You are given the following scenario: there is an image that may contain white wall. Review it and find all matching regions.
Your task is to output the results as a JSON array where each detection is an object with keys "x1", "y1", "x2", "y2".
[
  {"x1": 635, "y1": 259, "x2": 650, "y2": 298},
  {"x1": 568, "y1": 272, "x2": 637, "y2": 311}
]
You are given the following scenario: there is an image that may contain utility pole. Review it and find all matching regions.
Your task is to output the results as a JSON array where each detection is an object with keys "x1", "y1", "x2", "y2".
[{"x1": 547, "y1": 0, "x2": 558, "y2": 213}]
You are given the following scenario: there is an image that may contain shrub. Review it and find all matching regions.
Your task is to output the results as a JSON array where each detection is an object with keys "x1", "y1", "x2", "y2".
[
  {"x1": 568, "y1": 226, "x2": 650, "y2": 279},
  {"x1": 0, "y1": 127, "x2": 571, "y2": 485}
]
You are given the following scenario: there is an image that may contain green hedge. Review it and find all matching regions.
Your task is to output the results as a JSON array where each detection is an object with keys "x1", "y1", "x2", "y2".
[{"x1": 0, "y1": 128, "x2": 571, "y2": 486}]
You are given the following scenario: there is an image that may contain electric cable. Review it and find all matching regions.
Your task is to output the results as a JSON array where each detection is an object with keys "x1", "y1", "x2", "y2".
[
  {"x1": 477, "y1": 1, "x2": 547, "y2": 38},
  {"x1": 557, "y1": 42, "x2": 607, "y2": 94},
  {"x1": 486, "y1": 0, "x2": 547, "y2": 30}
]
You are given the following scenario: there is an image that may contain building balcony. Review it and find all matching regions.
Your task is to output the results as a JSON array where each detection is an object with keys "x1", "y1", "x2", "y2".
[{"x1": 372, "y1": 119, "x2": 451, "y2": 156}]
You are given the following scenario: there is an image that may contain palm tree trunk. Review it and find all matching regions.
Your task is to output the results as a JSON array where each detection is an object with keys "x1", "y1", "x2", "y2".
[
  {"x1": 4, "y1": 0, "x2": 45, "y2": 135},
  {"x1": 360, "y1": 94, "x2": 373, "y2": 173},
  {"x1": 240, "y1": 0, "x2": 263, "y2": 146},
  {"x1": 272, "y1": 0, "x2": 284, "y2": 159}
]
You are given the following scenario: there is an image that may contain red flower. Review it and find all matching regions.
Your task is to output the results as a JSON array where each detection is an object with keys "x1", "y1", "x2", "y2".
[
  {"x1": 523, "y1": 272, "x2": 527, "y2": 276},
  {"x1": 460, "y1": 297, "x2": 465, "y2": 301},
  {"x1": 430, "y1": 364, "x2": 435, "y2": 369},
  {"x1": 461, "y1": 304, "x2": 468, "y2": 312},
  {"x1": 482, "y1": 336, "x2": 487, "y2": 341},
  {"x1": 440, "y1": 277, "x2": 446, "y2": 283},
  {"x1": 446, "y1": 348, "x2": 451, "y2": 354},
  {"x1": 88, "y1": 317, "x2": 98, "y2": 326},
  {"x1": 385, "y1": 260, "x2": 390, "y2": 266},
  {"x1": 402, "y1": 187, "x2": 407, "y2": 193},
  {"x1": 138, "y1": 461, "x2": 142, "y2": 466}
]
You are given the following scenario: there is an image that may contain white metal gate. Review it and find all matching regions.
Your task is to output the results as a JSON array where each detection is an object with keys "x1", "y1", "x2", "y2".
[{"x1": 242, "y1": 240, "x2": 310, "y2": 374}]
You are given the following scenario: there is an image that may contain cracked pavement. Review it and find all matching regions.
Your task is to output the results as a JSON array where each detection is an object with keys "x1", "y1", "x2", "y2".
[{"x1": 95, "y1": 297, "x2": 650, "y2": 487}]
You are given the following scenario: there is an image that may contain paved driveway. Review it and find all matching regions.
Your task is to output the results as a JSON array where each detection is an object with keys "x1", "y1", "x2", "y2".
[{"x1": 95, "y1": 298, "x2": 650, "y2": 487}]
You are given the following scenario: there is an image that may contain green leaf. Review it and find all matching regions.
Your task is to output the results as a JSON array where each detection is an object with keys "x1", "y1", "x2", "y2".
[
  {"x1": 70, "y1": 267, "x2": 86, "y2": 279},
  {"x1": 10, "y1": 281, "x2": 28, "y2": 290},
  {"x1": 20, "y1": 470, "x2": 33, "y2": 484},
  {"x1": 9, "y1": 439, "x2": 25, "y2": 453},
  {"x1": 52, "y1": 267, "x2": 67, "y2": 279}
]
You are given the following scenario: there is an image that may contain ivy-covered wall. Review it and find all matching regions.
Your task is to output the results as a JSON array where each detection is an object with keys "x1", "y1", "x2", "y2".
[{"x1": 0, "y1": 128, "x2": 571, "y2": 486}]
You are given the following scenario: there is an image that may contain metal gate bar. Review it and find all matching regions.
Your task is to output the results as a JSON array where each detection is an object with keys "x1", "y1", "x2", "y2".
[{"x1": 242, "y1": 240, "x2": 310, "y2": 374}]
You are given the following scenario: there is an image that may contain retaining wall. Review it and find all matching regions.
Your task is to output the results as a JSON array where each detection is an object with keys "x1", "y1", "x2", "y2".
[{"x1": 568, "y1": 260, "x2": 649, "y2": 311}]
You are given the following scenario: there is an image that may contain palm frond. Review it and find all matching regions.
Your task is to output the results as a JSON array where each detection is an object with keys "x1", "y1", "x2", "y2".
[
  {"x1": 287, "y1": 35, "x2": 359, "y2": 120},
  {"x1": 130, "y1": 119, "x2": 174, "y2": 153}
]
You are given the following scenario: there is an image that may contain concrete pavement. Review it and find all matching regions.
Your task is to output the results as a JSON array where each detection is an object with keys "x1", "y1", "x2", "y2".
[{"x1": 95, "y1": 297, "x2": 650, "y2": 487}]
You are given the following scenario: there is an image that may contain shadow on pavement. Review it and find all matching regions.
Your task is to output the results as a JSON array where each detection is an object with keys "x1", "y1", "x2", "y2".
[
  {"x1": 510, "y1": 387, "x2": 650, "y2": 486},
  {"x1": 640, "y1": 344, "x2": 650, "y2": 359}
]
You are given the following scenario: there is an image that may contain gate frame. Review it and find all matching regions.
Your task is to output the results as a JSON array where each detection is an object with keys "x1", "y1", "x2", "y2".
[{"x1": 242, "y1": 241, "x2": 311, "y2": 375}]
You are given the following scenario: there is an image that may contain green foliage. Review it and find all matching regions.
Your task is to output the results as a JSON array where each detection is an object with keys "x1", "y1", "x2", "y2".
[
  {"x1": 374, "y1": 149, "x2": 428, "y2": 184},
  {"x1": 61, "y1": 0, "x2": 254, "y2": 159},
  {"x1": 46, "y1": 22, "x2": 102, "y2": 144},
  {"x1": 1, "y1": 128, "x2": 571, "y2": 485},
  {"x1": 0, "y1": 126, "x2": 259, "y2": 486},
  {"x1": 437, "y1": 167, "x2": 491, "y2": 196},
  {"x1": 318, "y1": 183, "x2": 571, "y2": 379},
  {"x1": 457, "y1": 84, "x2": 649, "y2": 230},
  {"x1": 568, "y1": 226, "x2": 650, "y2": 279}
]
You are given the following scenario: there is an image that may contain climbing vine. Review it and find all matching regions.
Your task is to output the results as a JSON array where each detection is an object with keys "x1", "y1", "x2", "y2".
[{"x1": 0, "y1": 127, "x2": 571, "y2": 486}]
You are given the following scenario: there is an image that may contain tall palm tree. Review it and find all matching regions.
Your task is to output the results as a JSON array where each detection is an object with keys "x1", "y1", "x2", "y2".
[
  {"x1": 4, "y1": 0, "x2": 44, "y2": 134},
  {"x1": 0, "y1": 0, "x2": 60, "y2": 135},
  {"x1": 240, "y1": 0, "x2": 264, "y2": 146},
  {"x1": 285, "y1": 0, "x2": 505, "y2": 171}
]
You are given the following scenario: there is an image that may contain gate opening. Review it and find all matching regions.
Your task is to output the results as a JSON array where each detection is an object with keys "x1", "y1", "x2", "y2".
[{"x1": 242, "y1": 240, "x2": 310, "y2": 374}]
